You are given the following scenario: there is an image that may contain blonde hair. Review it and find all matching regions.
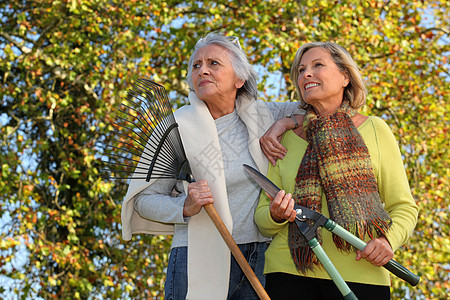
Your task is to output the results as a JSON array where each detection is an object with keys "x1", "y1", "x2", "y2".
[{"x1": 290, "y1": 42, "x2": 367, "y2": 109}]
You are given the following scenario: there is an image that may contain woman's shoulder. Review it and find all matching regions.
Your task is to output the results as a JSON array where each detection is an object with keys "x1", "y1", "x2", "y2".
[
  {"x1": 365, "y1": 115, "x2": 392, "y2": 132},
  {"x1": 355, "y1": 114, "x2": 390, "y2": 129},
  {"x1": 367, "y1": 115, "x2": 387, "y2": 124},
  {"x1": 359, "y1": 115, "x2": 397, "y2": 146}
]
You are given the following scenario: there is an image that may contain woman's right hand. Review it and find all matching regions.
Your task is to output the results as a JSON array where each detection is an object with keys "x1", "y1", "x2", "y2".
[
  {"x1": 183, "y1": 180, "x2": 214, "y2": 217},
  {"x1": 268, "y1": 190, "x2": 297, "y2": 223},
  {"x1": 260, "y1": 117, "x2": 296, "y2": 166}
]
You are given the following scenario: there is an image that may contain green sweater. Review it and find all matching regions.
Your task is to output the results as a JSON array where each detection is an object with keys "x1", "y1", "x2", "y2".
[{"x1": 254, "y1": 116, "x2": 419, "y2": 286}]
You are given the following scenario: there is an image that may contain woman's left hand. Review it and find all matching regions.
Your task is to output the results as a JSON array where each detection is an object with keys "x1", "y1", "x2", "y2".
[{"x1": 355, "y1": 236, "x2": 394, "y2": 267}]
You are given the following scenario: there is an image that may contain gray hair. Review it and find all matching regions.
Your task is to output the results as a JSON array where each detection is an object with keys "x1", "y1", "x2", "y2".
[
  {"x1": 290, "y1": 42, "x2": 367, "y2": 109},
  {"x1": 187, "y1": 33, "x2": 258, "y2": 99}
]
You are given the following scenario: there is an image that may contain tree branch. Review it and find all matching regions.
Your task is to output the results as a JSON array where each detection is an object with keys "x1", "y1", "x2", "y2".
[
  {"x1": 0, "y1": 31, "x2": 32, "y2": 54},
  {"x1": 422, "y1": 27, "x2": 449, "y2": 35}
]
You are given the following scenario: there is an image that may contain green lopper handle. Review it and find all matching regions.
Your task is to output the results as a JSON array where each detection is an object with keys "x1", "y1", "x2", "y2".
[
  {"x1": 383, "y1": 260, "x2": 420, "y2": 286},
  {"x1": 325, "y1": 220, "x2": 420, "y2": 286},
  {"x1": 308, "y1": 238, "x2": 358, "y2": 300}
]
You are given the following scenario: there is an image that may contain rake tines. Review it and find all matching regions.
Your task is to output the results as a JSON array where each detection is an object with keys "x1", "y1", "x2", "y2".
[{"x1": 102, "y1": 78, "x2": 193, "y2": 183}]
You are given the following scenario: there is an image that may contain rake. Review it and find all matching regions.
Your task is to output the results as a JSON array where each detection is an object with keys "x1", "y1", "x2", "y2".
[{"x1": 103, "y1": 78, "x2": 270, "y2": 300}]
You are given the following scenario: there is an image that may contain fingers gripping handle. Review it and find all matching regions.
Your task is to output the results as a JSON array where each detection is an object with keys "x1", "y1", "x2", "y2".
[{"x1": 325, "y1": 220, "x2": 420, "y2": 286}]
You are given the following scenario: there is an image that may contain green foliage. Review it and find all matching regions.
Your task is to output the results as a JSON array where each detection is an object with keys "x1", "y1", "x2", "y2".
[
  {"x1": 0, "y1": 0, "x2": 173, "y2": 298},
  {"x1": 1, "y1": 0, "x2": 448, "y2": 299}
]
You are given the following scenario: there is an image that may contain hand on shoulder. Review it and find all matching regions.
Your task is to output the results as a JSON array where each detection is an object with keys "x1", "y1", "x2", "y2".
[
  {"x1": 292, "y1": 114, "x2": 306, "y2": 140},
  {"x1": 260, "y1": 113, "x2": 307, "y2": 165}
]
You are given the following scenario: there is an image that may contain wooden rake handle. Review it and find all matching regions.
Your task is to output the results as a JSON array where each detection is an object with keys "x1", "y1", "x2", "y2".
[{"x1": 203, "y1": 203, "x2": 270, "y2": 300}]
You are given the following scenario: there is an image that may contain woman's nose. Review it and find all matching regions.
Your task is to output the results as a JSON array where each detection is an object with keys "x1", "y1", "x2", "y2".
[
  {"x1": 303, "y1": 68, "x2": 312, "y2": 78},
  {"x1": 198, "y1": 65, "x2": 210, "y2": 76}
]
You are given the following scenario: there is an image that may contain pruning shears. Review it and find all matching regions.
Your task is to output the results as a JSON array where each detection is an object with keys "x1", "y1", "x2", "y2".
[{"x1": 243, "y1": 164, "x2": 420, "y2": 300}]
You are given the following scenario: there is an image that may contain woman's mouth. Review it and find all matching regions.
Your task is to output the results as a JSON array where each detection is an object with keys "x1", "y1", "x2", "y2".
[{"x1": 304, "y1": 82, "x2": 320, "y2": 90}]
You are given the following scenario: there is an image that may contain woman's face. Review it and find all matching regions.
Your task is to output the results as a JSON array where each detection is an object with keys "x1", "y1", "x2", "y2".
[
  {"x1": 191, "y1": 44, "x2": 244, "y2": 104},
  {"x1": 297, "y1": 47, "x2": 348, "y2": 112}
]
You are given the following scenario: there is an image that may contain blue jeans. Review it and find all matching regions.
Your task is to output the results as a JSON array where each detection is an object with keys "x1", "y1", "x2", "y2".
[{"x1": 165, "y1": 242, "x2": 268, "y2": 300}]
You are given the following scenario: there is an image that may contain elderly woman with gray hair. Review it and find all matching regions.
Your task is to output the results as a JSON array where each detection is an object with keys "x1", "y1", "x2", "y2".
[{"x1": 121, "y1": 32, "x2": 303, "y2": 299}]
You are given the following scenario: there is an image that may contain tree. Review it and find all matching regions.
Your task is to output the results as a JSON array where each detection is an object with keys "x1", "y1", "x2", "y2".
[
  {"x1": 0, "y1": 0, "x2": 178, "y2": 298},
  {"x1": 1, "y1": 0, "x2": 448, "y2": 299}
]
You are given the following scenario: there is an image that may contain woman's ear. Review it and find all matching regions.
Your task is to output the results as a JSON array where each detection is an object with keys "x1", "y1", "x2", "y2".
[
  {"x1": 342, "y1": 71, "x2": 350, "y2": 88},
  {"x1": 342, "y1": 73, "x2": 350, "y2": 87},
  {"x1": 235, "y1": 79, "x2": 245, "y2": 89}
]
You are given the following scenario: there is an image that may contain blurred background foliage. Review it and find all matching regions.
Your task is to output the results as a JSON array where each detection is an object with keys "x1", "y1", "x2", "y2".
[{"x1": 0, "y1": 0, "x2": 448, "y2": 299}]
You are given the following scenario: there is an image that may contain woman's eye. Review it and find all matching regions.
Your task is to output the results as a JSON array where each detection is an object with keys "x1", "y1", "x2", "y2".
[
  {"x1": 298, "y1": 68, "x2": 305, "y2": 73},
  {"x1": 193, "y1": 63, "x2": 200, "y2": 69},
  {"x1": 210, "y1": 60, "x2": 219, "y2": 66},
  {"x1": 314, "y1": 62, "x2": 324, "y2": 67}
]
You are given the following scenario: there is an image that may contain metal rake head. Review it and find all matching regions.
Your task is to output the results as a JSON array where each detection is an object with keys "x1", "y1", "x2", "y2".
[{"x1": 102, "y1": 78, "x2": 194, "y2": 183}]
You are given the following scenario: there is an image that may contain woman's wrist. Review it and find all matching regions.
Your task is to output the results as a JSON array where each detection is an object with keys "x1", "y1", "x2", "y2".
[{"x1": 286, "y1": 114, "x2": 299, "y2": 129}]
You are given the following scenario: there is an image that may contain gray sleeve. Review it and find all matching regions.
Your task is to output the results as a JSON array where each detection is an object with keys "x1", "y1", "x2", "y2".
[
  {"x1": 265, "y1": 101, "x2": 304, "y2": 121},
  {"x1": 133, "y1": 178, "x2": 189, "y2": 224}
]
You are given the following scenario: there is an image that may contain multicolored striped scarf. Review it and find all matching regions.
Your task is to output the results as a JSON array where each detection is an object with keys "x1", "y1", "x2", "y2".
[{"x1": 289, "y1": 101, "x2": 392, "y2": 273}]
